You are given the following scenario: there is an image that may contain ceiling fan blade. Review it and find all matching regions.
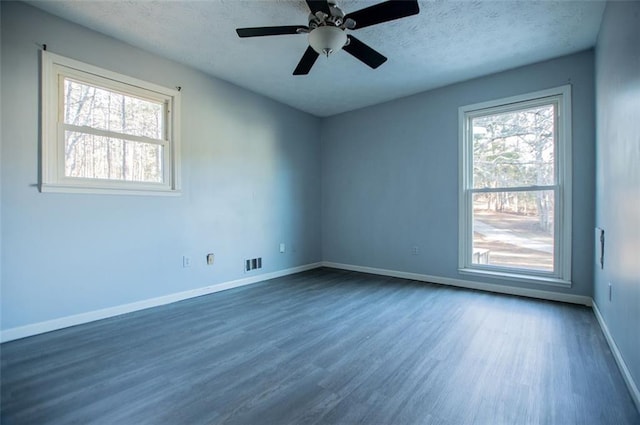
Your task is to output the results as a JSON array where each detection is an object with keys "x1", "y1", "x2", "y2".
[
  {"x1": 345, "y1": 0, "x2": 419, "y2": 30},
  {"x1": 343, "y1": 35, "x2": 387, "y2": 69},
  {"x1": 293, "y1": 46, "x2": 320, "y2": 75},
  {"x1": 305, "y1": 0, "x2": 331, "y2": 17},
  {"x1": 236, "y1": 26, "x2": 308, "y2": 38}
]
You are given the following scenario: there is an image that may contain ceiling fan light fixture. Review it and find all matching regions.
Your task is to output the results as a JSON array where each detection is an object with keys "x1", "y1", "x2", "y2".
[{"x1": 309, "y1": 26, "x2": 347, "y2": 57}]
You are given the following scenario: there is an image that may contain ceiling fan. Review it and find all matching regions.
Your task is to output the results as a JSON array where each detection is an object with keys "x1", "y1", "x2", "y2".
[{"x1": 236, "y1": 0, "x2": 420, "y2": 75}]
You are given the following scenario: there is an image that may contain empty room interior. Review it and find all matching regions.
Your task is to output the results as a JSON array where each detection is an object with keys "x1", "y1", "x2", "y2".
[{"x1": 1, "y1": 0, "x2": 639, "y2": 423}]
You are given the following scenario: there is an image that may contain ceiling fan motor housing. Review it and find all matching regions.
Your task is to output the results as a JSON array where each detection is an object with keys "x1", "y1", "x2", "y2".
[{"x1": 309, "y1": 2, "x2": 344, "y2": 25}]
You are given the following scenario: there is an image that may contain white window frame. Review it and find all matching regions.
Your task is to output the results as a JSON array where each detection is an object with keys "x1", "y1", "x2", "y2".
[
  {"x1": 458, "y1": 85, "x2": 572, "y2": 287},
  {"x1": 41, "y1": 51, "x2": 181, "y2": 195}
]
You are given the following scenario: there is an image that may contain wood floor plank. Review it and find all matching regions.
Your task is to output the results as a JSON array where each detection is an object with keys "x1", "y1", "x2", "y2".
[{"x1": 2, "y1": 268, "x2": 639, "y2": 424}]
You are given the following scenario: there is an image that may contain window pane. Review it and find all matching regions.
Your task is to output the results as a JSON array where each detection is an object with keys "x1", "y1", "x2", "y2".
[
  {"x1": 472, "y1": 105, "x2": 555, "y2": 189},
  {"x1": 472, "y1": 191, "x2": 554, "y2": 272},
  {"x1": 64, "y1": 78, "x2": 164, "y2": 139},
  {"x1": 64, "y1": 131, "x2": 163, "y2": 183}
]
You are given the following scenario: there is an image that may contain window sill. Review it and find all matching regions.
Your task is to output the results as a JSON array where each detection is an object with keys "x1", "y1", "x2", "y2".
[
  {"x1": 40, "y1": 183, "x2": 181, "y2": 197},
  {"x1": 458, "y1": 267, "x2": 571, "y2": 288}
]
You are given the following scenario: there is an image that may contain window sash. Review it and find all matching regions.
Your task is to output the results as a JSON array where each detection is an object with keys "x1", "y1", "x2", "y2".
[
  {"x1": 466, "y1": 187, "x2": 559, "y2": 277},
  {"x1": 462, "y1": 190, "x2": 560, "y2": 278},
  {"x1": 59, "y1": 75, "x2": 168, "y2": 140},
  {"x1": 466, "y1": 96, "x2": 560, "y2": 190},
  {"x1": 58, "y1": 127, "x2": 168, "y2": 186}
]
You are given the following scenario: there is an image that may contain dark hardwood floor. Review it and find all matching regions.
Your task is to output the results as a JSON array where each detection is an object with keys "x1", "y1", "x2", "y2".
[{"x1": 2, "y1": 268, "x2": 639, "y2": 424}]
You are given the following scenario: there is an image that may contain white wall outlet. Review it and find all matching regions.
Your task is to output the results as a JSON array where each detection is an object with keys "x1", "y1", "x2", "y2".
[
  {"x1": 183, "y1": 256, "x2": 191, "y2": 268},
  {"x1": 206, "y1": 253, "x2": 215, "y2": 265},
  {"x1": 279, "y1": 243, "x2": 286, "y2": 253}
]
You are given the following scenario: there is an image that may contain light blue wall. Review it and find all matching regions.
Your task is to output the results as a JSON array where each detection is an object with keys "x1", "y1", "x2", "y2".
[
  {"x1": 594, "y1": 0, "x2": 640, "y2": 401},
  {"x1": 321, "y1": 51, "x2": 595, "y2": 297},
  {"x1": 0, "y1": 2, "x2": 321, "y2": 331},
  {"x1": 0, "y1": 3, "x2": 3, "y2": 315}
]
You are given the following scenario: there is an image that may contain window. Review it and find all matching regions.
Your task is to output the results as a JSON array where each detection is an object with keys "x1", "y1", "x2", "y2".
[
  {"x1": 459, "y1": 86, "x2": 571, "y2": 286},
  {"x1": 41, "y1": 51, "x2": 181, "y2": 194}
]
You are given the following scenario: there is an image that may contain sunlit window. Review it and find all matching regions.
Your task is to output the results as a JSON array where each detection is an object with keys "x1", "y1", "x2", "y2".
[
  {"x1": 41, "y1": 51, "x2": 181, "y2": 194},
  {"x1": 459, "y1": 86, "x2": 572, "y2": 285}
]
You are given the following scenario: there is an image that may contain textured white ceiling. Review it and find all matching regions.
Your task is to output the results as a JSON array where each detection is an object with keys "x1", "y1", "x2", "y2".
[{"x1": 28, "y1": 0, "x2": 606, "y2": 117}]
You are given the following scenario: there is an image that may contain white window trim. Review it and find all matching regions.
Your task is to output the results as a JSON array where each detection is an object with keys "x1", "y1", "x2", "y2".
[
  {"x1": 458, "y1": 85, "x2": 572, "y2": 287},
  {"x1": 41, "y1": 51, "x2": 181, "y2": 195}
]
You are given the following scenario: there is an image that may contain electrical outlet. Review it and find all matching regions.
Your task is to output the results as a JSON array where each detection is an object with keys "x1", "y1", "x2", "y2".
[
  {"x1": 608, "y1": 282, "x2": 612, "y2": 301},
  {"x1": 183, "y1": 256, "x2": 191, "y2": 268},
  {"x1": 206, "y1": 253, "x2": 215, "y2": 265},
  {"x1": 279, "y1": 243, "x2": 286, "y2": 253}
]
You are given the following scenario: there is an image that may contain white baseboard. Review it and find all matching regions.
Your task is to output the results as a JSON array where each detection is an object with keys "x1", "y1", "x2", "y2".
[
  {"x1": 0, "y1": 262, "x2": 323, "y2": 343},
  {"x1": 0, "y1": 261, "x2": 593, "y2": 340},
  {"x1": 592, "y1": 301, "x2": 640, "y2": 412},
  {"x1": 322, "y1": 261, "x2": 592, "y2": 306}
]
